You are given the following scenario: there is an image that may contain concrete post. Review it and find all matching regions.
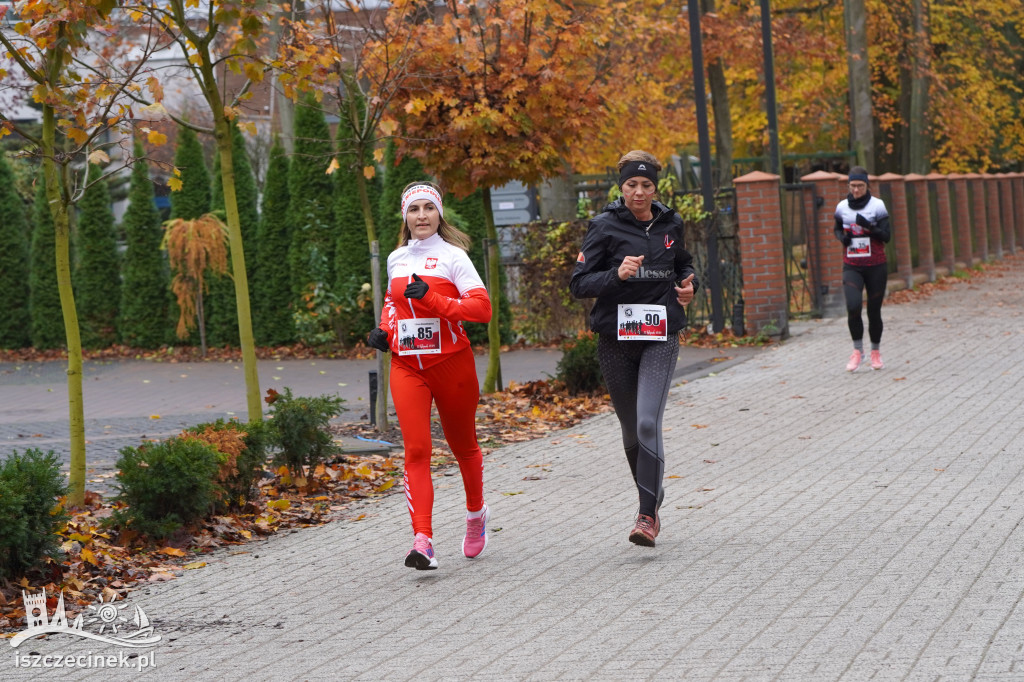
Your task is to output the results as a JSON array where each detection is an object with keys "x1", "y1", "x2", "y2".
[{"x1": 948, "y1": 174, "x2": 974, "y2": 268}]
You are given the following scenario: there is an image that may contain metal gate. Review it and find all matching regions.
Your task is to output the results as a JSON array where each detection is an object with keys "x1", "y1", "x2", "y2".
[{"x1": 781, "y1": 182, "x2": 822, "y2": 318}]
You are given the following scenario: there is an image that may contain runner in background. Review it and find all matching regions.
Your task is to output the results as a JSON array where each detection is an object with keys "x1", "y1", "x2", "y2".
[
  {"x1": 366, "y1": 182, "x2": 492, "y2": 569},
  {"x1": 569, "y1": 150, "x2": 699, "y2": 547},
  {"x1": 833, "y1": 166, "x2": 891, "y2": 372}
]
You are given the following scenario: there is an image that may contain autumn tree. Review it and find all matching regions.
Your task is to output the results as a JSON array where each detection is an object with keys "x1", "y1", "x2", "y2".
[
  {"x1": 254, "y1": 138, "x2": 295, "y2": 346},
  {"x1": 163, "y1": 214, "x2": 230, "y2": 355},
  {"x1": 119, "y1": 140, "x2": 170, "y2": 349},
  {"x1": 373, "y1": 0, "x2": 606, "y2": 392},
  {"x1": 0, "y1": 153, "x2": 31, "y2": 349},
  {"x1": 74, "y1": 164, "x2": 120, "y2": 349},
  {"x1": 0, "y1": 0, "x2": 169, "y2": 505}
]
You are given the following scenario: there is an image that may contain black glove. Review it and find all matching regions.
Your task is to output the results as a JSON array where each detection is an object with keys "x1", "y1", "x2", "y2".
[
  {"x1": 841, "y1": 232, "x2": 853, "y2": 247},
  {"x1": 366, "y1": 328, "x2": 390, "y2": 352},
  {"x1": 404, "y1": 273, "x2": 429, "y2": 300},
  {"x1": 855, "y1": 214, "x2": 871, "y2": 231}
]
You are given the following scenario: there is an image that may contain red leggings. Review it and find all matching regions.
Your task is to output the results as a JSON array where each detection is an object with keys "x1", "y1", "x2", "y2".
[{"x1": 391, "y1": 347, "x2": 484, "y2": 538}]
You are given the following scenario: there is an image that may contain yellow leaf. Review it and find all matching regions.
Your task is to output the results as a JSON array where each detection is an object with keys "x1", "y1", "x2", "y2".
[
  {"x1": 377, "y1": 478, "x2": 396, "y2": 491},
  {"x1": 87, "y1": 149, "x2": 110, "y2": 166},
  {"x1": 158, "y1": 547, "x2": 187, "y2": 557},
  {"x1": 168, "y1": 177, "x2": 183, "y2": 192},
  {"x1": 148, "y1": 130, "x2": 167, "y2": 145},
  {"x1": 183, "y1": 561, "x2": 206, "y2": 570},
  {"x1": 325, "y1": 158, "x2": 340, "y2": 175},
  {"x1": 80, "y1": 547, "x2": 100, "y2": 566},
  {"x1": 362, "y1": 165, "x2": 376, "y2": 180},
  {"x1": 267, "y1": 499, "x2": 290, "y2": 510}
]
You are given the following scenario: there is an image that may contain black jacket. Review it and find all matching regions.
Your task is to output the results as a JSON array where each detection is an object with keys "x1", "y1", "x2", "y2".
[{"x1": 570, "y1": 198, "x2": 699, "y2": 336}]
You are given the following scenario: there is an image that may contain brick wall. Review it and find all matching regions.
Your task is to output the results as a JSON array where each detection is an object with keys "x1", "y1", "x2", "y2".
[{"x1": 733, "y1": 172, "x2": 789, "y2": 337}]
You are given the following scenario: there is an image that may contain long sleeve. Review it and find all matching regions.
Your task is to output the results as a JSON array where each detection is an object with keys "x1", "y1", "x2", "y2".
[
  {"x1": 417, "y1": 286, "x2": 491, "y2": 323},
  {"x1": 834, "y1": 216, "x2": 852, "y2": 246},
  {"x1": 569, "y1": 222, "x2": 624, "y2": 299}
]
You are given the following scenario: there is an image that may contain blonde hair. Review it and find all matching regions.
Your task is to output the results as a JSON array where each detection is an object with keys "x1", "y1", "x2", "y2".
[
  {"x1": 617, "y1": 150, "x2": 662, "y2": 173},
  {"x1": 397, "y1": 181, "x2": 472, "y2": 252}
]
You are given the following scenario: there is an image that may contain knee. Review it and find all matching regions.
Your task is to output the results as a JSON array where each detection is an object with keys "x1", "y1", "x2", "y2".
[{"x1": 637, "y1": 416, "x2": 658, "y2": 443}]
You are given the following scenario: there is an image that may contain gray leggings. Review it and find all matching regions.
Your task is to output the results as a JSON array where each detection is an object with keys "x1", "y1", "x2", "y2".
[{"x1": 597, "y1": 334, "x2": 679, "y2": 517}]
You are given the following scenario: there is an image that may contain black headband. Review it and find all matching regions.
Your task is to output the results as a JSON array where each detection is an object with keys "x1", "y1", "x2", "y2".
[
  {"x1": 848, "y1": 172, "x2": 869, "y2": 183},
  {"x1": 618, "y1": 160, "x2": 659, "y2": 187}
]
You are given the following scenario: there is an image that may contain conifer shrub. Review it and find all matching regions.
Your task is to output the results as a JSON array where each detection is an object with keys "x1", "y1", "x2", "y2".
[
  {"x1": 254, "y1": 140, "x2": 295, "y2": 346},
  {"x1": 556, "y1": 331, "x2": 605, "y2": 395},
  {"x1": 0, "y1": 153, "x2": 31, "y2": 349},
  {"x1": 288, "y1": 94, "x2": 336, "y2": 295},
  {"x1": 111, "y1": 437, "x2": 220, "y2": 538},
  {"x1": 75, "y1": 165, "x2": 121, "y2": 348},
  {"x1": 119, "y1": 143, "x2": 170, "y2": 349},
  {"x1": 265, "y1": 388, "x2": 345, "y2": 478},
  {"x1": 184, "y1": 419, "x2": 272, "y2": 510},
  {"x1": 0, "y1": 449, "x2": 68, "y2": 580},
  {"x1": 29, "y1": 178, "x2": 65, "y2": 350}
]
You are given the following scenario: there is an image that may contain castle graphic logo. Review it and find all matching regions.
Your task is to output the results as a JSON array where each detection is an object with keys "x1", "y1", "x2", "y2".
[{"x1": 10, "y1": 589, "x2": 161, "y2": 649}]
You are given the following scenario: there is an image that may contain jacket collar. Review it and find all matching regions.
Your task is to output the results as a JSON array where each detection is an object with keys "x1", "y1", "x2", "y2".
[{"x1": 603, "y1": 197, "x2": 675, "y2": 227}]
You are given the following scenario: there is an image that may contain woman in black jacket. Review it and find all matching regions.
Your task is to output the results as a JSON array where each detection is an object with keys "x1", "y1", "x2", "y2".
[{"x1": 569, "y1": 150, "x2": 699, "y2": 547}]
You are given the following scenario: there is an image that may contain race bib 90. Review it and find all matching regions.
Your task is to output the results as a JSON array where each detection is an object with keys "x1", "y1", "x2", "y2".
[
  {"x1": 617, "y1": 304, "x2": 667, "y2": 341},
  {"x1": 397, "y1": 318, "x2": 442, "y2": 355}
]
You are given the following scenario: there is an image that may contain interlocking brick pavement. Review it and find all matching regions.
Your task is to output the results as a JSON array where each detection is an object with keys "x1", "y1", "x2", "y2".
[{"x1": 4, "y1": 260, "x2": 1024, "y2": 680}]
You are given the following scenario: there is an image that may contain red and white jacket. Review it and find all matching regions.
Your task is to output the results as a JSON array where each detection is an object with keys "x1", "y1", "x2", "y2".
[{"x1": 380, "y1": 233, "x2": 492, "y2": 369}]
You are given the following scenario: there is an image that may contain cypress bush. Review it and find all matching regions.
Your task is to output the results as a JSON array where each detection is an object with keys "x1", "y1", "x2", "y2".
[
  {"x1": 0, "y1": 153, "x2": 31, "y2": 348},
  {"x1": 287, "y1": 93, "x2": 336, "y2": 297},
  {"x1": 119, "y1": 141, "x2": 171, "y2": 349},
  {"x1": 0, "y1": 449, "x2": 69, "y2": 580},
  {"x1": 74, "y1": 164, "x2": 121, "y2": 348},
  {"x1": 377, "y1": 139, "x2": 423, "y2": 261},
  {"x1": 254, "y1": 139, "x2": 295, "y2": 346},
  {"x1": 29, "y1": 177, "x2": 65, "y2": 350},
  {"x1": 207, "y1": 124, "x2": 259, "y2": 347}
]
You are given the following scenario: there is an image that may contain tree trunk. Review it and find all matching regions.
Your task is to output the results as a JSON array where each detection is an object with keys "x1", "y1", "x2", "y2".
[
  {"x1": 480, "y1": 187, "x2": 503, "y2": 394},
  {"x1": 702, "y1": 0, "x2": 734, "y2": 188},
  {"x1": 844, "y1": 0, "x2": 875, "y2": 170},
  {"x1": 353, "y1": 152, "x2": 390, "y2": 430},
  {"x1": 907, "y1": 0, "x2": 931, "y2": 174},
  {"x1": 42, "y1": 97, "x2": 86, "y2": 507}
]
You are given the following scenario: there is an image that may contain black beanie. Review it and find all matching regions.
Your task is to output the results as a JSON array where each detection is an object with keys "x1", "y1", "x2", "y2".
[{"x1": 618, "y1": 160, "x2": 659, "y2": 187}]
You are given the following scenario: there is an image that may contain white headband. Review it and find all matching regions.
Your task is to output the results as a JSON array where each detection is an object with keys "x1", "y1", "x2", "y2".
[{"x1": 400, "y1": 185, "x2": 444, "y2": 223}]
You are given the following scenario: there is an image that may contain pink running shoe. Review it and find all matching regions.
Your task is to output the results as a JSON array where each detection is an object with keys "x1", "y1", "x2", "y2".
[
  {"x1": 405, "y1": 533, "x2": 438, "y2": 570},
  {"x1": 846, "y1": 349, "x2": 863, "y2": 372},
  {"x1": 463, "y1": 504, "x2": 490, "y2": 558},
  {"x1": 629, "y1": 513, "x2": 658, "y2": 547},
  {"x1": 870, "y1": 350, "x2": 884, "y2": 370}
]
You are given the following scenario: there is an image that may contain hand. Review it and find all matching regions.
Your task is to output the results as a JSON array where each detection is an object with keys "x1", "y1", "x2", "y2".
[
  {"x1": 675, "y1": 274, "x2": 695, "y2": 306},
  {"x1": 404, "y1": 273, "x2": 429, "y2": 299},
  {"x1": 855, "y1": 214, "x2": 872, "y2": 232},
  {"x1": 617, "y1": 255, "x2": 644, "y2": 281},
  {"x1": 366, "y1": 328, "x2": 390, "y2": 352}
]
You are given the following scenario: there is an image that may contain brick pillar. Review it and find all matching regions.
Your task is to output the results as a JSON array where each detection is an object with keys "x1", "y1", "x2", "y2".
[
  {"x1": 998, "y1": 175, "x2": 1016, "y2": 254},
  {"x1": 929, "y1": 174, "x2": 956, "y2": 273},
  {"x1": 984, "y1": 174, "x2": 1003, "y2": 258},
  {"x1": 948, "y1": 175, "x2": 974, "y2": 268},
  {"x1": 905, "y1": 174, "x2": 935, "y2": 281},
  {"x1": 734, "y1": 171, "x2": 789, "y2": 337},
  {"x1": 877, "y1": 173, "x2": 912, "y2": 289},
  {"x1": 1014, "y1": 174, "x2": 1024, "y2": 253},
  {"x1": 967, "y1": 173, "x2": 988, "y2": 261},
  {"x1": 800, "y1": 170, "x2": 846, "y2": 317}
]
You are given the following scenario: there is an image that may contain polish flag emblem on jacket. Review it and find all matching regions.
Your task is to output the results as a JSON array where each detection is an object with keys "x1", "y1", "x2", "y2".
[
  {"x1": 664, "y1": 235, "x2": 675, "y2": 249},
  {"x1": 425, "y1": 257, "x2": 438, "y2": 269}
]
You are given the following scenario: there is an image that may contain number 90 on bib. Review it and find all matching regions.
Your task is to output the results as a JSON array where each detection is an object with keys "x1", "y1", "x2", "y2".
[{"x1": 617, "y1": 304, "x2": 668, "y2": 341}]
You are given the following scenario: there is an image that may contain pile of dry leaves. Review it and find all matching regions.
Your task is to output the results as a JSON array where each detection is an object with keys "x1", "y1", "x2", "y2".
[{"x1": 0, "y1": 378, "x2": 608, "y2": 633}]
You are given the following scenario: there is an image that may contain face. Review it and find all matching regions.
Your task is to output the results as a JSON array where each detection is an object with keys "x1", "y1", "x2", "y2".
[
  {"x1": 849, "y1": 181, "x2": 868, "y2": 199},
  {"x1": 406, "y1": 199, "x2": 440, "y2": 240},
  {"x1": 621, "y1": 176, "x2": 657, "y2": 218}
]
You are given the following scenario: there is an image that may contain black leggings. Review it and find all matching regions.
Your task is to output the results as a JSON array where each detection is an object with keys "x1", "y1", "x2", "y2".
[
  {"x1": 843, "y1": 262, "x2": 887, "y2": 345},
  {"x1": 597, "y1": 334, "x2": 679, "y2": 517}
]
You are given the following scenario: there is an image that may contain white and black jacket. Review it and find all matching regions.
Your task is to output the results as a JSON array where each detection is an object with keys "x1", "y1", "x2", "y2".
[{"x1": 570, "y1": 198, "x2": 699, "y2": 336}]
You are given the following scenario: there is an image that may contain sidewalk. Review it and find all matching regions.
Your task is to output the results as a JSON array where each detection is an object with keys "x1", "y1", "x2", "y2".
[{"x1": 5, "y1": 259, "x2": 1024, "y2": 680}]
